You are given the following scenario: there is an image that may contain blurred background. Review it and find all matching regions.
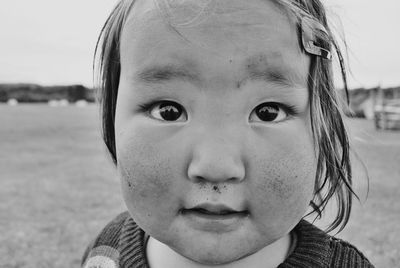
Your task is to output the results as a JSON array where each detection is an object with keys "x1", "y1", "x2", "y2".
[{"x1": 0, "y1": 0, "x2": 399, "y2": 267}]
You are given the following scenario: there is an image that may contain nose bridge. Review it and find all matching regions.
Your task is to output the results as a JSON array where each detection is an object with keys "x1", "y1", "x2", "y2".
[{"x1": 187, "y1": 128, "x2": 245, "y2": 183}]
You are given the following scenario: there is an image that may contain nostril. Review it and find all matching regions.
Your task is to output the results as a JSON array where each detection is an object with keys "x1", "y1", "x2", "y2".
[
  {"x1": 228, "y1": 176, "x2": 241, "y2": 182},
  {"x1": 191, "y1": 175, "x2": 206, "y2": 184}
]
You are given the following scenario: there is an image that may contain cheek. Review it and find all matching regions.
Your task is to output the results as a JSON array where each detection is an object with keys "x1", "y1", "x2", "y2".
[
  {"x1": 262, "y1": 147, "x2": 315, "y2": 201},
  {"x1": 116, "y1": 132, "x2": 179, "y2": 232},
  {"x1": 249, "y1": 128, "x2": 316, "y2": 230}
]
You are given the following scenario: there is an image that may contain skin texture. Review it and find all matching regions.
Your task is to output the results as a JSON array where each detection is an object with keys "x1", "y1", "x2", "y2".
[{"x1": 114, "y1": 0, "x2": 317, "y2": 266}]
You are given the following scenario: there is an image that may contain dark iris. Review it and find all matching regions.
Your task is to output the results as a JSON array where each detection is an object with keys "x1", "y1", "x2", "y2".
[
  {"x1": 255, "y1": 103, "x2": 279, "y2": 121},
  {"x1": 159, "y1": 102, "x2": 182, "y2": 121}
]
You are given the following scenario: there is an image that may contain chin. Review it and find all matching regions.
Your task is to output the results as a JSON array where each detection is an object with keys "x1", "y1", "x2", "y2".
[
  {"x1": 186, "y1": 251, "x2": 245, "y2": 266},
  {"x1": 175, "y1": 240, "x2": 255, "y2": 266}
]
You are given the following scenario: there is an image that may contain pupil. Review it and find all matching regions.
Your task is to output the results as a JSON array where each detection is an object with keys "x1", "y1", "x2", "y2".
[
  {"x1": 256, "y1": 104, "x2": 279, "y2": 121},
  {"x1": 160, "y1": 103, "x2": 182, "y2": 121}
]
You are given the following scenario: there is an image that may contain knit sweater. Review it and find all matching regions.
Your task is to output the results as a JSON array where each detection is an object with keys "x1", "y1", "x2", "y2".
[{"x1": 81, "y1": 212, "x2": 374, "y2": 268}]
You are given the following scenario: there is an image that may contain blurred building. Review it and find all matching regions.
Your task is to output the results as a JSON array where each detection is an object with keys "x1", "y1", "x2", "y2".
[{"x1": 341, "y1": 87, "x2": 400, "y2": 119}]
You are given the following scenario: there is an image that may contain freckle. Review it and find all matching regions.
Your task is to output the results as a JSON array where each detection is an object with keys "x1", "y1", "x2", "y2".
[{"x1": 229, "y1": 59, "x2": 233, "y2": 63}]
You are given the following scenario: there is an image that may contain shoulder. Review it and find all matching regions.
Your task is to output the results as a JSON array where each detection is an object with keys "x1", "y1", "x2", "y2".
[
  {"x1": 81, "y1": 211, "x2": 147, "y2": 268},
  {"x1": 282, "y1": 220, "x2": 374, "y2": 268}
]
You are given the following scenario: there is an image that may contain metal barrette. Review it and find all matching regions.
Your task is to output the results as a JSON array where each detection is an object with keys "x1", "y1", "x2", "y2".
[{"x1": 300, "y1": 16, "x2": 332, "y2": 60}]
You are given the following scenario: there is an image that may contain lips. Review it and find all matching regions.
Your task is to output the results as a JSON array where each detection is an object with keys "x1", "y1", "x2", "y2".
[
  {"x1": 181, "y1": 203, "x2": 248, "y2": 232},
  {"x1": 181, "y1": 203, "x2": 249, "y2": 217},
  {"x1": 189, "y1": 208, "x2": 238, "y2": 216}
]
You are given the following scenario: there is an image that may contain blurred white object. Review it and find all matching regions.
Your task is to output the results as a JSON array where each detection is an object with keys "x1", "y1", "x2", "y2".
[
  {"x1": 75, "y1": 99, "x2": 88, "y2": 107},
  {"x1": 59, "y1": 99, "x2": 69, "y2": 106},
  {"x1": 7, "y1": 99, "x2": 18, "y2": 106},
  {"x1": 48, "y1": 100, "x2": 59, "y2": 107}
]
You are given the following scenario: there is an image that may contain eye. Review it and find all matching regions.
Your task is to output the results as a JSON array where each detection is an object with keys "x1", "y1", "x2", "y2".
[
  {"x1": 249, "y1": 102, "x2": 289, "y2": 123},
  {"x1": 149, "y1": 101, "x2": 187, "y2": 122}
]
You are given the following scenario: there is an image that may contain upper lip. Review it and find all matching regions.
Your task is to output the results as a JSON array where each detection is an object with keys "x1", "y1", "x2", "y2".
[{"x1": 186, "y1": 203, "x2": 245, "y2": 214}]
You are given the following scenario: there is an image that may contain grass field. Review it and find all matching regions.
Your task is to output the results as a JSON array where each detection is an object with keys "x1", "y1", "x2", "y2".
[{"x1": 0, "y1": 104, "x2": 399, "y2": 267}]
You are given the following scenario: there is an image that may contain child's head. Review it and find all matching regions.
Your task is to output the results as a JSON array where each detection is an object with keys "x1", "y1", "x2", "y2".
[{"x1": 95, "y1": 0, "x2": 353, "y2": 264}]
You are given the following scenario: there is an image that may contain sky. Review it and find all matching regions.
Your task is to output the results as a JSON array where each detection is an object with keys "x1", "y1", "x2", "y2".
[{"x1": 0, "y1": 0, "x2": 399, "y2": 89}]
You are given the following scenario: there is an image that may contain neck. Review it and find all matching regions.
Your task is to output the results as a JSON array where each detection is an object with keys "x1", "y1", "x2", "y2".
[{"x1": 146, "y1": 234, "x2": 292, "y2": 268}]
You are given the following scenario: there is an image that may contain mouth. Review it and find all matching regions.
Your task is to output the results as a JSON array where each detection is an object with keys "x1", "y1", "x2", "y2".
[
  {"x1": 180, "y1": 203, "x2": 249, "y2": 232},
  {"x1": 181, "y1": 204, "x2": 249, "y2": 219}
]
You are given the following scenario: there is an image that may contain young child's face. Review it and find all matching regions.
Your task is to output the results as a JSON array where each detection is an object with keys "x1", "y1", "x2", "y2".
[{"x1": 115, "y1": 0, "x2": 316, "y2": 264}]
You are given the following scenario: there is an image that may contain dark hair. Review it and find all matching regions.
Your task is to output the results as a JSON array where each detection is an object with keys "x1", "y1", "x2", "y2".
[{"x1": 94, "y1": 0, "x2": 357, "y2": 233}]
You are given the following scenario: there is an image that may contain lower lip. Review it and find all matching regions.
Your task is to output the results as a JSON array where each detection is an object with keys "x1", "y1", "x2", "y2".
[{"x1": 180, "y1": 209, "x2": 249, "y2": 232}]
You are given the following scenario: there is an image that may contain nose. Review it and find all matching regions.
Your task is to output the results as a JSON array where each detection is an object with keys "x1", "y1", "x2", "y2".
[{"x1": 187, "y1": 136, "x2": 245, "y2": 184}]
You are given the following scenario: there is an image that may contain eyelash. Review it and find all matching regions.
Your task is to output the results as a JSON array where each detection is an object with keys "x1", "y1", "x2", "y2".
[
  {"x1": 138, "y1": 101, "x2": 162, "y2": 114},
  {"x1": 137, "y1": 100, "x2": 187, "y2": 122},
  {"x1": 137, "y1": 100, "x2": 299, "y2": 122},
  {"x1": 264, "y1": 102, "x2": 299, "y2": 116}
]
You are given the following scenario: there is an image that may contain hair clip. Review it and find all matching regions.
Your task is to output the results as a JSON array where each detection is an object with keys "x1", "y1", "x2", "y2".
[{"x1": 300, "y1": 16, "x2": 332, "y2": 60}]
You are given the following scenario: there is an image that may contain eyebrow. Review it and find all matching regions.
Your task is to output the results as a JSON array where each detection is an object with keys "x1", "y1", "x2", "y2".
[
  {"x1": 242, "y1": 66, "x2": 304, "y2": 88},
  {"x1": 136, "y1": 60, "x2": 305, "y2": 88},
  {"x1": 136, "y1": 64, "x2": 201, "y2": 84}
]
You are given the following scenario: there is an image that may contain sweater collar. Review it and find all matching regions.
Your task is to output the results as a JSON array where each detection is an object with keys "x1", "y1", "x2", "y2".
[{"x1": 279, "y1": 220, "x2": 331, "y2": 268}]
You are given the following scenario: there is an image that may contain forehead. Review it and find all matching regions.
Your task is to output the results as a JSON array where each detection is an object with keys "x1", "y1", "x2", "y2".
[{"x1": 120, "y1": 0, "x2": 308, "y2": 84}]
